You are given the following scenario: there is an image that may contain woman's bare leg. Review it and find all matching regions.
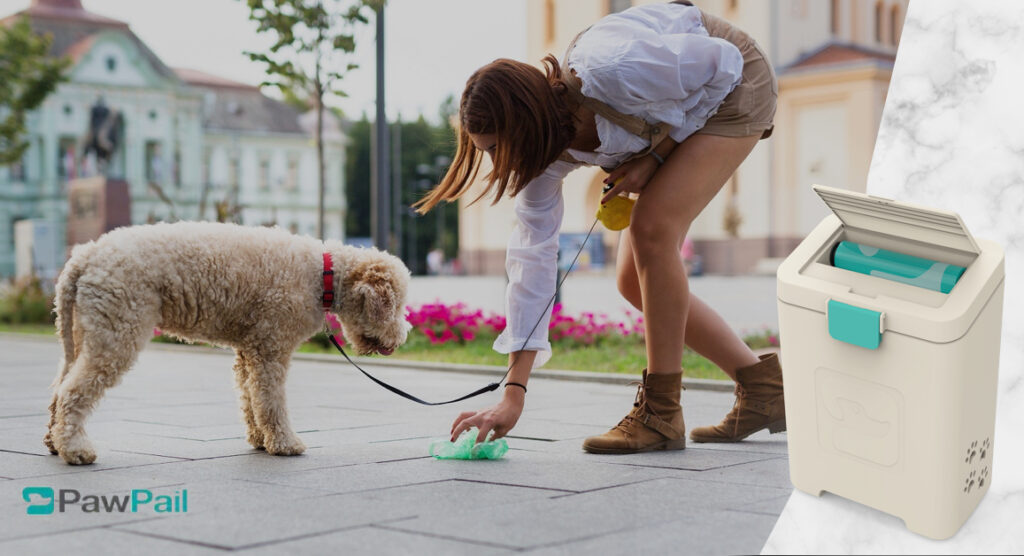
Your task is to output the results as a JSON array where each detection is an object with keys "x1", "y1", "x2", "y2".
[
  {"x1": 627, "y1": 134, "x2": 760, "y2": 375},
  {"x1": 615, "y1": 228, "x2": 757, "y2": 381}
]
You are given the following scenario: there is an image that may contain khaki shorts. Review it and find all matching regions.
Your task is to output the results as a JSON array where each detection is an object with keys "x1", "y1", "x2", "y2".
[{"x1": 696, "y1": 11, "x2": 778, "y2": 140}]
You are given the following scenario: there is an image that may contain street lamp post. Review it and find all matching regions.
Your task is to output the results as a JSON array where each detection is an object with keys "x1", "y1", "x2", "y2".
[{"x1": 371, "y1": 5, "x2": 391, "y2": 251}]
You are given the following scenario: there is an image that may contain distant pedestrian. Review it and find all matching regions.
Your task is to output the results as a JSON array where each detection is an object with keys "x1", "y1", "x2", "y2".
[
  {"x1": 426, "y1": 248, "x2": 444, "y2": 275},
  {"x1": 416, "y1": 1, "x2": 784, "y2": 453}
]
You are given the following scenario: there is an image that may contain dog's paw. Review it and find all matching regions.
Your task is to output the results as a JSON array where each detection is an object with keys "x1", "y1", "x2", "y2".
[
  {"x1": 246, "y1": 429, "x2": 265, "y2": 450},
  {"x1": 59, "y1": 435, "x2": 96, "y2": 465},
  {"x1": 43, "y1": 432, "x2": 59, "y2": 455},
  {"x1": 265, "y1": 435, "x2": 306, "y2": 456}
]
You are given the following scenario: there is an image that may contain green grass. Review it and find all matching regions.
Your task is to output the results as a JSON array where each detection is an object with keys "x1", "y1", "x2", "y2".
[
  {"x1": 0, "y1": 323, "x2": 56, "y2": 335},
  {"x1": 2, "y1": 323, "x2": 734, "y2": 381}
]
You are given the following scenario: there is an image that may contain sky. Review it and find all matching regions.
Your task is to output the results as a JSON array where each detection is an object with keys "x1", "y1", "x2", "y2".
[{"x1": 0, "y1": 0, "x2": 528, "y2": 123}]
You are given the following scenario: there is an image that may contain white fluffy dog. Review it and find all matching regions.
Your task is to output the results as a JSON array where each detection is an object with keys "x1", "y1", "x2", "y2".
[{"x1": 46, "y1": 222, "x2": 411, "y2": 465}]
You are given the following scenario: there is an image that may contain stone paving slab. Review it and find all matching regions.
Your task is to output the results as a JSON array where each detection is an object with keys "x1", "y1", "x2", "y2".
[
  {"x1": 0, "y1": 527, "x2": 225, "y2": 556},
  {"x1": 110, "y1": 493, "x2": 411, "y2": 550},
  {"x1": 242, "y1": 525, "x2": 515, "y2": 555},
  {"x1": 0, "y1": 336, "x2": 790, "y2": 554},
  {"x1": 0, "y1": 446, "x2": 182, "y2": 480},
  {"x1": 386, "y1": 476, "x2": 790, "y2": 550},
  {"x1": 523, "y1": 509, "x2": 781, "y2": 556}
]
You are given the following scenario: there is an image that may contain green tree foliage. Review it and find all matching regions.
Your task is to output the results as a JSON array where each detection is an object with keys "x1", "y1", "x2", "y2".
[
  {"x1": 0, "y1": 17, "x2": 69, "y2": 165},
  {"x1": 242, "y1": 0, "x2": 383, "y2": 239},
  {"x1": 345, "y1": 96, "x2": 458, "y2": 274}
]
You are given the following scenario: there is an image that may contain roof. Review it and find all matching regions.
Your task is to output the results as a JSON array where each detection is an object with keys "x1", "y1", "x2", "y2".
[
  {"x1": 1, "y1": 0, "x2": 180, "y2": 83},
  {"x1": 782, "y1": 42, "x2": 896, "y2": 73},
  {"x1": 174, "y1": 68, "x2": 258, "y2": 91},
  {"x1": 177, "y1": 68, "x2": 306, "y2": 135}
]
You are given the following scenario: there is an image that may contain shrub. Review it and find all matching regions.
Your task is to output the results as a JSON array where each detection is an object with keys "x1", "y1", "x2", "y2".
[
  {"x1": 548, "y1": 303, "x2": 644, "y2": 346},
  {"x1": 405, "y1": 301, "x2": 491, "y2": 345},
  {"x1": 742, "y1": 327, "x2": 780, "y2": 349},
  {"x1": 307, "y1": 313, "x2": 346, "y2": 349},
  {"x1": 0, "y1": 275, "x2": 54, "y2": 324}
]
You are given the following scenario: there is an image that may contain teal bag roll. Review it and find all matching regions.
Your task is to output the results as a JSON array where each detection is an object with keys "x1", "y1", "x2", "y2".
[{"x1": 830, "y1": 241, "x2": 966, "y2": 293}]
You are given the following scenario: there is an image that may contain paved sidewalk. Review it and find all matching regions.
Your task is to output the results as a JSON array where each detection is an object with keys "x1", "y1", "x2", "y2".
[{"x1": 0, "y1": 337, "x2": 790, "y2": 555}]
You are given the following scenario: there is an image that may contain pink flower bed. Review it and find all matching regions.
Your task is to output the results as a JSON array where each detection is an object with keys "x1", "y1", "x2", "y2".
[
  {"x1": 404, "y1": 301, "x2": 503, "y2": 345},
  {"x1": 403, "y1": 301, "x2": 644, "y2": 347}
]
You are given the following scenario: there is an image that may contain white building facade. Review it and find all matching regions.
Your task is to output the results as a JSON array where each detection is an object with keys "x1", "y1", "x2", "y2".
[{"x1": 0, "y1": 0, "x2": 346, "y2": 278}]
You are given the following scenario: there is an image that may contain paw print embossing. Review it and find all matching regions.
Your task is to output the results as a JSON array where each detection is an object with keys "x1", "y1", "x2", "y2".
[
  {"x1": 979, "y1": 466, "x2": 989, "y2": 489},
  {"x1": 965, "y1": 440, "x2": 978, "y2": 464},
  {"x1": 964, "y1": 470, "x2": 977, "y2": 493},
  {"x1": 980, "y1": 438, "x2": 991, "y2": 460}
]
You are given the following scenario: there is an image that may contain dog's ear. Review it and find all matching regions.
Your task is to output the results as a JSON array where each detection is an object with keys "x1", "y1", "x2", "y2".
[{"x1": 353, "y1": 261, "x2": 397, "y2": 322}]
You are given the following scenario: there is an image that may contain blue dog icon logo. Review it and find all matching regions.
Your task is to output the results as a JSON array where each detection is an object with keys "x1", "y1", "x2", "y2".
[{"x1": 23, "y1": 487, "x2": 54, "y2": 515}]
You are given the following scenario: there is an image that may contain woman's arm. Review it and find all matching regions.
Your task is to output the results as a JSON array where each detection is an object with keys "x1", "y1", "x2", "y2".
[
  {"x1": 449, "y1": 160, "x2": 575, "y2": 443},
  {"x1": 450, "y1": 350, "x2": 535, "y2": 443},
  {"x1": 601, "y1": 135, "x2": 679, "y2": 202}
]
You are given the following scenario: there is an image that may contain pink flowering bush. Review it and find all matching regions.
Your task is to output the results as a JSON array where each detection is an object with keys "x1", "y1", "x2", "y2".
[
  {"x1": 405, "y1": 302, "x2": 496, "y2": 345},
  {"x1": 742, "y1": 327, "x2": 781, "y2": 349},
  {"x1": 324, "y1": 313, "x2": 346, "y2": 347},
  {"x1": 402, "y1": 301, "x2": 646, "y2": 350},
  {"x1": 548, "y1": 303, "x2": 644, "y2": 346},
  {"x1": 304, "y1": 312, "x2": 346, "y2": 349}
]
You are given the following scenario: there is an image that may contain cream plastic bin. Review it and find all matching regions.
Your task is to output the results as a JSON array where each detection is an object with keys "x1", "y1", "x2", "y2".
[{"x1": 776, "y1": 185, "x2": 1004, "y2": 539}]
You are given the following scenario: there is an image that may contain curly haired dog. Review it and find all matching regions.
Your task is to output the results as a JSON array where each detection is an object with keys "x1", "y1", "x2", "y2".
[{"x1": 45, "y1": 222, "x2": 411, "y2": 465}]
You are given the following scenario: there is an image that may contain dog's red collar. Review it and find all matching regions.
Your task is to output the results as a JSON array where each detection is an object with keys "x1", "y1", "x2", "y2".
[{"x1": 322, "y1": 252, "x2": 334, "y2": 310}]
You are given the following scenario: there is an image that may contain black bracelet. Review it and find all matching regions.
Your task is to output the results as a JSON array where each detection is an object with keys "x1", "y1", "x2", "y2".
[
  {"x1": 648, "y1": 150, "x2": 665, "y2": 166},
  {"x1": 505, "y1": 382, "x2": 527, "y2": 394}
]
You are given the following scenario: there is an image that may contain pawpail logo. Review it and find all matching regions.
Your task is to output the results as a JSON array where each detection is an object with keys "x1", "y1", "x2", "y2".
[{"x1": 22, "y1": 487, "x2": 187, "y2": 514}]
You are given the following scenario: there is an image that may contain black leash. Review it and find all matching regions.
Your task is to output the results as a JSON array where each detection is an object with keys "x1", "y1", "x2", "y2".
[{"x1": 329, "y1": 217, "x2": 601, "y2": 406}]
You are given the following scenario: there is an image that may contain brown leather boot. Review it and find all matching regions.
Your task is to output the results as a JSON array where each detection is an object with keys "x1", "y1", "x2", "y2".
[
  {"x1": 690, "y1": 353, "x2": 786, "y2": 443},
  {"x1": 582, "y1": 370, "x2": 686, "y2": 454}
]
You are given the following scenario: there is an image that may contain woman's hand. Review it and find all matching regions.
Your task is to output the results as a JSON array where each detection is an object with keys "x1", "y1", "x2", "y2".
[
  {"x1": 601, "y1": 154, "x2": 660, "y2": 204},
  {"x1": 450, "y1": 387, "x2": 525, "y2": 444}
]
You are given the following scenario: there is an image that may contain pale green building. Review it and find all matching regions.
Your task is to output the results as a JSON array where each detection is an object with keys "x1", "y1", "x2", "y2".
[{"x1": 0, "y1": 0, "x2": 347, "y2": 278}]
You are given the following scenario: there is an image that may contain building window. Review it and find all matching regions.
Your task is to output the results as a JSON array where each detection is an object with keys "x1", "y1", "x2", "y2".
[
  {"x1": 890, "y1": 4, "x2": 902, "y2": 45},
  {"x1": 544, "y1": 0, "x2": 555, "y2": 44},
  {"x1": 57, "y1": 136, "x2": 77, "y2": 180},
  {"x1": 608, "y1": 0, "x2": 631, "y2": 14},
  {"x1": 874, "y1": 1, "x2": 884, "y2": 43},
  {"x1": 148, "y1": 109, "x2": 158, "y2": 121},
  {"x1": 62, "y1": 104, "x2": 72, "y2": 116},
  {"x1": 105, "y1": 56, "x2": 116, "y2": 72},
  {"x1": 201, "y1": 147, "x2": 212, "y2": 187},
  {"x1": 145, "y1": 141, "x2": 163, "y2": 184},
  {"x1": 173, "y1": 148, "x2": 182, "y2": 188},
  {"x1": 229, "y1": 155, "x2": 239, "y2": 191},
  {"x1": 258, "y1": 155, "x2": 270, "y2": 190},
  {"x1": 830, "y1": 0, "x2": 840, "y2": 36},
  {"x1": 10, "y1": 156, "x2": 26, "y2": 181},
  {"x1": 285, "y1": 156, "x2": 298, "y2": 191}
]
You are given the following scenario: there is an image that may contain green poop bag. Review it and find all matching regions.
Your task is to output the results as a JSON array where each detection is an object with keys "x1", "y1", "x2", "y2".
[{"x1": 430, "y1": 427, "x2": 508, "y2": 460}]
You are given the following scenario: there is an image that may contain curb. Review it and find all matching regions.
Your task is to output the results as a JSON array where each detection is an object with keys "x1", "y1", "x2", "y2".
[{"x1": 0, "y1": 332, "x2": 737, "y2": 392}]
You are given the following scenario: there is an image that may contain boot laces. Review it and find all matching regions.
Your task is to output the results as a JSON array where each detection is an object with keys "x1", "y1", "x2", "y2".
[
  {"x1": 611, "y1": 381, "x2": 646, "y2": 436},
  {"x1": 721, "y1": 383, "x2": 746, "y2": 436}
]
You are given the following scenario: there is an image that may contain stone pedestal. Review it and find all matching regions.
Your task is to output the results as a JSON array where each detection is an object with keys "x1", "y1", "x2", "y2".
[{"x1": 66, "y1": 177, "x2": 131, "y2": 253}]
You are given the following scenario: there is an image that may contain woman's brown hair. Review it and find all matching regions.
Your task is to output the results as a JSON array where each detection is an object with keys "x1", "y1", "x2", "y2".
[{"x1": 414, "y1": 55, "x2": 576, "y2": 213}]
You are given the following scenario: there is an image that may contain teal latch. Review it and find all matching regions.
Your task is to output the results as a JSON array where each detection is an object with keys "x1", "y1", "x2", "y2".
[{"x1": 827, "y1": 299, "x2": 882, "y2": 349}]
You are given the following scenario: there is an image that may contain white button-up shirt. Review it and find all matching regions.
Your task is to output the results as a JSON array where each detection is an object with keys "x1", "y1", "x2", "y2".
[{"x1": 492, "y1": 3, "x2": 743, "y2": 367}]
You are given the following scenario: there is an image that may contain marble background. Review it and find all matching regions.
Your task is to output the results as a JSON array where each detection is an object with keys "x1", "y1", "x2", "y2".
[{"x1": 763, "y1": 0, "x2": 1024, "y2": 553}]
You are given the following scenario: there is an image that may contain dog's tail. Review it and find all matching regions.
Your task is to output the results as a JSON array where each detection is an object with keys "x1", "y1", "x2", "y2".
[{"x1": 52, "y1": 243, "x2": 94, "y2": 387}]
